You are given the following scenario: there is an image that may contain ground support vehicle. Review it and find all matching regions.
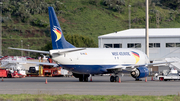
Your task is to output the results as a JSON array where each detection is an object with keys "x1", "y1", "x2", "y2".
[
  {"x1": 42, "y1": 65, "x2": 70, "y2": 77},
  {"x1": 0, "y1": 68, "x2": 8, "y2": 77},
  {"x1": 0, "y1": 56, "x2": 26, "y2": 78},
  {"x1": 0, "y1": 68, "x2": 23, "y2": 78},
  {"x1": 26, "y1": 73, "x2": 39, "y2": 77},
  {"x1": 27, "y1": 65, "x2": 70, "y2": 77},
  {"x1": 153, "y1": 70, "x2": 180, "y2": 81},
  {"x1": 155, "y1": 74, "x2": 180, "y2": 81}
]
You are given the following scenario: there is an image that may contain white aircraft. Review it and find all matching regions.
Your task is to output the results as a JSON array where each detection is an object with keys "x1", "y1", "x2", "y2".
[{"x1": 9, "y1": 7, "x2": 173, "y2": 82}]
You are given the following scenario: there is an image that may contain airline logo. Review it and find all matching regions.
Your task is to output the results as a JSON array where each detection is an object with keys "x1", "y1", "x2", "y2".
[
  {"x1": 53, "y1": 26, "x2": 62, "y2": 42},
  {"x1": 80, "y1": 52, "x2": 87, "y2": 55},
  {"x1": 131, "y1": 51, "x2": 140, "y2": 64},
  {"x1": 112, "y1": 52, "x2": 130, "y2": 56}
]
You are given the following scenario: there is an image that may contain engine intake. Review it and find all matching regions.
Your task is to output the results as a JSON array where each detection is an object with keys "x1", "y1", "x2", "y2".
[{"x1": 131, "y1": 66, "x2": 149, "y2": 79}]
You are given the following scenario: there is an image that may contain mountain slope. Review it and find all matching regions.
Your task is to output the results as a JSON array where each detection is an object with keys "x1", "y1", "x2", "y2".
[{"x1": 2, "y1": 0, "x2": 180, "y2": 56}]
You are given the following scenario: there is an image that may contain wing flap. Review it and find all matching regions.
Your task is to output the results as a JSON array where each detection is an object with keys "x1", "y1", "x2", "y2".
[
  {"x1": 106, "y1": 64, "x2": 136, "y2": 71},
  {"x1": 50, "y1": 48, "x2": 86, "y2": 55}
]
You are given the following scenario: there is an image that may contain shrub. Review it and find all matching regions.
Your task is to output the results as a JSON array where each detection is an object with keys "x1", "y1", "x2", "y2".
[
  {"x1": 31, "y1": 18, "x2": 48, "y2": 27},
  {"x1": 89, "y1": 0, "x2": 101, "y2": 6}
]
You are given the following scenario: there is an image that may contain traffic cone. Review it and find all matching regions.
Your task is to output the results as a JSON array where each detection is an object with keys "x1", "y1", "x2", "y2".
[
  {"x1": 151, "y1": 76, "x2": 153, "y2": 81},
  {"x1": 119, "y1": 78, "x2": 121, "y2": 83},
  {"x1": 1, "y1": 77, "x2": 3, "y2": 82},
  {"x1": 45, "y1": 79, "x2": 47, "y2": 84},
  {"x1": 90, "y1": 76, "x2": 92, "y2": 82},
  {"x1": 145, "y1": 77, "x2": 147, "y2": 82}
]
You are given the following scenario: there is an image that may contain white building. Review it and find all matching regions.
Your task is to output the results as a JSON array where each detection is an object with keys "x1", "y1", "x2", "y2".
[{"x1": 98, "y1": 28, "x2": 180, "y2": 60}]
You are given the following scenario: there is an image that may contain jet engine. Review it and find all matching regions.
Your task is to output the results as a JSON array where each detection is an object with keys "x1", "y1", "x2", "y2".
[{"x1": 130, "y1": 66, "x2": 149, "y2": 79}]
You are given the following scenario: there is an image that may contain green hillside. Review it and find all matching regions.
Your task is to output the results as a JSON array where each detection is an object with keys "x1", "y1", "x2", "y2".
[{"x1": 2, "y1": 0, "x2": 180, "y2": 57}]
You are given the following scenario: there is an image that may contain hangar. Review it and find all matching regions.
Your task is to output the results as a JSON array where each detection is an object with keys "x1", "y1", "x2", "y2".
[{"x1": 98, "y1": 28, "x2": 180, "y2": 61}]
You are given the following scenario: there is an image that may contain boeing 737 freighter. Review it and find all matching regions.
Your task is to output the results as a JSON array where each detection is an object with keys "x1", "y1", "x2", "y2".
[{"x1": 9, "y1": 7, "x2": 173, "y2": 82}]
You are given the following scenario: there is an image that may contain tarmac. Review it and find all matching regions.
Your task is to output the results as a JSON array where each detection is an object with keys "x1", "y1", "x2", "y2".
[{"x1": 0, "y1": 76, "x2": 180, "y2": 96}]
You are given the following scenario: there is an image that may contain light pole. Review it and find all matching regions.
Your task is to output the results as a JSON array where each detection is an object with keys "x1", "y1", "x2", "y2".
[
  {"x1": 21, "y1": 40, "x2": 23, "y2": 56},
  {"x1": 129, "y1": 5, "x2": 131, "y2": 29},
  {"x1": 0, "y1": 2, "x2": 2, "y2": 56},
  {"x1": 28, "y1": 44, "x2": 29, "y2": 57},
  {"x1": 145, "y1": 0, "x2": 149, "y2": 58}
]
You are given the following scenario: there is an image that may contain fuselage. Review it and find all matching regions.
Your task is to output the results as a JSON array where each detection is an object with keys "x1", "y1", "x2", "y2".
[{"x1": 50, "y1": 48, "x2": 149, "y2": 74}]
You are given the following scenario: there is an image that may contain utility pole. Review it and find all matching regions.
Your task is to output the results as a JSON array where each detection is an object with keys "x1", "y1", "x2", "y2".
[
  {"x1": 21, "y1": 40, "x2": 23, "y2": 56},
  {"x1": 129, "y1": 5, "x2": 131, "y2": 29},
  {"x1": 28, "y1": 44, "x2": 29, "y2": 57},
  {"x1": 145, "y1": 0, "x2": 149, "y2": 57},
  {"x1": 0, "y1": 2, "x2": 2, "y2": 56}
]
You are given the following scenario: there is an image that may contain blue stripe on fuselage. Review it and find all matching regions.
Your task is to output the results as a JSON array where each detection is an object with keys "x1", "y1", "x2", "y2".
[{"x1": 61, "y1": 65, "x2": 117, "y2": 74}]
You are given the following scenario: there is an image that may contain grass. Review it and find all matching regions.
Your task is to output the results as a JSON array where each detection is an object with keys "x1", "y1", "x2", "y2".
[{"x1": 0, "y1": 94, "x2": 180, "y2": 101}]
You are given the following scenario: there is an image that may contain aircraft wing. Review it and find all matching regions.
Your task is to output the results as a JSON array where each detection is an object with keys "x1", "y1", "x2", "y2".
[
  {"x1": 8, "y1": 47, "x2": 86, "y2": 55},
  {"x1": 147, "y1": 61, "x2": 176, "y2": 66},
  {"x1": 107, "y1": 61, "x2": 176, "y2": 71},
  {"x1": 8, "y1": 47, "x2": 49, "y2": 54},
  {"x1": 50, "y1": 48, "x2": 86, "y2": 55},
  {"x1": 3, "y1": 60, "x2": 58, "y2": 67},
  {"x1": 23, "y1": 61, "x2": 58, "y2": 66}
]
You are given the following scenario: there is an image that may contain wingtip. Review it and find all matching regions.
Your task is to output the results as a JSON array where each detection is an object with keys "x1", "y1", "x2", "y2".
[{"x1": 8, "y1": 47, "x2": 12, "y2": 49}]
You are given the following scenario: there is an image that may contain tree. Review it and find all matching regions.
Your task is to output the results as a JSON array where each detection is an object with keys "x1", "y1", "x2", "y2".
[
  {"x1": 89, "y1": 0, "x2": 101, "y2": 6},
  {"x1": 156, "y1": 0, "x2": 180, "y2": 10},
  {"x1": 103, "y1": 0, "x2": 125, "y2": 12},
  {"x1": 41, "y1": 34, "x2": 98, "y2": 51}
]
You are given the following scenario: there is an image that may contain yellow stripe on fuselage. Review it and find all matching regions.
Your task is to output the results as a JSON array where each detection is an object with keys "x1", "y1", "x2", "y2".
[{"x1": 132, "y1": 54, "x2": 140, "y2": 64}]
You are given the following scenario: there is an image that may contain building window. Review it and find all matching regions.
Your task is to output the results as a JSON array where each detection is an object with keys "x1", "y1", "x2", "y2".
[
  {"x1": 154, "y1": 43, "x2": 160, "y2": 47},
  {"x1": 127, "y1": 43, "x2": 141, "y2": 48},
  {"x1": 149, "y1": 43, "x2": 153, "y2": 48},
  {"x1": 128, "y1": 43, "x2": 134, "y2": 48},
  {"x1": 149, "y1": 43, "x2": 160, "y2": 48},
  {"x1": 166, "y1": 43, "x2": 180, "y2": 47},
  {"x1": 176, "y1": 43, "x2": 180, "y2": 47},
  {"x1": 104, "y1": 44, "x2": 112, "y2": 48},
  {"x1": 166, "y1": 43, "x2": 175, "y2": 47},
  {"x1": 114, "y1": 44, "x2": 122, "y2": 48},
  {"x1": 135, "y1": 43, "x2": 141, "y2": 48},
  {"x1": 104, "y1": 44, "x2": 122, "y2": 48}
]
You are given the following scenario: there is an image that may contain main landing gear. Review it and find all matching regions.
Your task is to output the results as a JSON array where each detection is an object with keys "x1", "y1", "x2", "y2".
[
  {"x1": 79, "y1": 75, "x2": 89, "y2": 82},
  {"x1": 73, "y1": 73, "x2": 89, "y2": 82},
  {"x1": 110, "y1": 75, "x2": 120, "y2": 82},
  {"x1": 135, "y1": 78, "x2": 142, "y2": 81}
]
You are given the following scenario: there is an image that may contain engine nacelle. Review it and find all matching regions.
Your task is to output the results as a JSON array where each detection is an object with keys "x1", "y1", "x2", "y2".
[{"x1": 130, "y1": 66, "x2": 149, "y2": 79}]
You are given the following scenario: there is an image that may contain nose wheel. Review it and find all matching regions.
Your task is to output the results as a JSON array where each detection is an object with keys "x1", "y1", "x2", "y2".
[{"x1": 110, "y1": 76, "x2": 119, "y2": 82}]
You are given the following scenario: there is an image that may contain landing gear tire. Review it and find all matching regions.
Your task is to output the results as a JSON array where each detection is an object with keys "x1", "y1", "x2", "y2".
[
  {"x1": 110, "y1": 76, "x2": 115, "y2": 82},
  {"x1": 115, "y1": 76, "x2": 119, "y2": 82},
  {"x1": 135, "y1": 78, "x2": 142, "y2": 81},
  {"x1": 7, "y1": 74, "x2": 12, "y2": 78},
  {"x1": 84, "y1": 77, "x2": 88, "y2": 82},
  {"x1": 79, "y1": 76, "x2": 88, "y2": 82},
  {"x1": 79, "y1": 77, "x2": 83, "y2": 82},
  {"x1": 159, "y1": 77, "x2": 164, "y2": 81}
]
